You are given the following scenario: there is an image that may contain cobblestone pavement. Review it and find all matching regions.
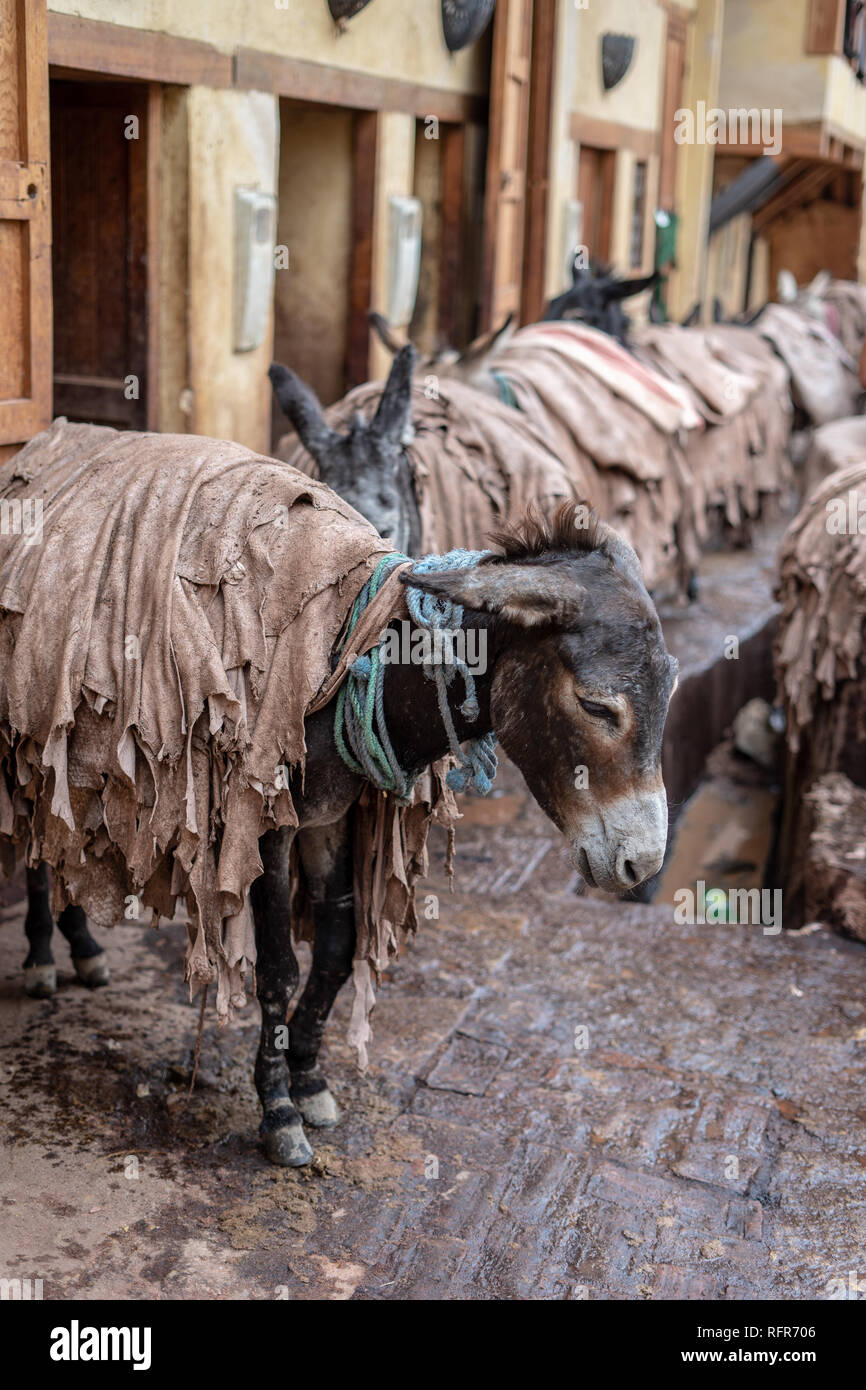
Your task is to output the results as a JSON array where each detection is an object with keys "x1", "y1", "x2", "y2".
[{"x1": 1, "y1": 750, "x2": 864, "y2": 1300}]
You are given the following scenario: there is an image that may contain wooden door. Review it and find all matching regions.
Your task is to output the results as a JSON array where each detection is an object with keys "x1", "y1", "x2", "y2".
[
  {"x1": 658, "y1": 10, "x2": 688, "y2": 213},
  {"x1": 50, "y1": 79, "x2": 156, "y2": 429},
  {"x1": 577, "y1": 145, "x2": 615, "y2": 264},
  {"x1": 0, "y1": 0, "x2": 52, "y2": 458},
  {"x1": 346, "y1": 109, "x2": 377, "y2": 387},
  {"x1": 481, "y1": 0, "x2": 533, "y2": 328}
]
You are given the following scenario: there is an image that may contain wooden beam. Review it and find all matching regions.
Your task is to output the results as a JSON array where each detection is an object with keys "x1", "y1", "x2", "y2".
[
  {"x1": 753, "y1": 163, "x2": 840, "y2": 232},
  {"x1": 715, "y1": 119, "x2": 864, "y2": 168},
  {"x1": 234, "y1": 48, "x2": 486, "y2": 122},
  {"x1": 569, "y1": 112, "x2": 661, "y2": 160},
  {"x1": 47, "y1": 13, "x2": 233, "y2": 86},
  {"x1": 47, "y1": 14, "x2": 488, "y2": 118}
]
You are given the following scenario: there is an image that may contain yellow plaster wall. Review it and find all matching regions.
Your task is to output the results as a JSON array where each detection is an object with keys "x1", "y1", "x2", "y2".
[
  {"x1": 543, "y1": 0, "x2": 579, "y2": 296},
  {"x1": 157, "y1": 86, "x2": 191, "y2": 433},
  {"x1": 274, "y1": 102, "x2": 354, "y2": 408},
  {"x1": 47, "y1": 0, "x2": 487, "y2": 95},
  {"x1": 824, "y1": 55, "x2": 866, "y2": 147},
  {"x1": 187, "y1": 88, "x2": 279, "y2": 453},
  {"x1": 718, "y1": 0, "x2": 828, "y2": 125},
  {"x1": 572, "y1": 0, "x2": 669, "y2": 131}
]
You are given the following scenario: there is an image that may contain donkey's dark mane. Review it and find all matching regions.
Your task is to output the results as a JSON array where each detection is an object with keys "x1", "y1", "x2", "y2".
[{"x1": 486, "y1": 500, "x2": 604, "y2": 564}]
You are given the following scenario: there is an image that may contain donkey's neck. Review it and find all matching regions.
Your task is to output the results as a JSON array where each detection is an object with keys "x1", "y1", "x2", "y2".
[
  {"x1": 380, "y1": 612, "x2": 499, "y2": 773},
  {"x1": 398, "y1": 454, "x2": 423, "y2": 557}
]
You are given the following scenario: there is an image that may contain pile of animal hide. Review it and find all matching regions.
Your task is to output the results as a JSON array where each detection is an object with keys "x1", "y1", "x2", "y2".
[
  {"x1": 774, "y1": 462, "x2": 866, "y2": 931},
  {"x1": 280, "y1": 353, "x2": 691, "y2": 594},
  {"x1": 494, "y1": 322, "x2": 701, "y2": 594},
  {"x1": 803, "y1": 773, "x2": 866, "y2": 943},
  {"x1": 817, "y1": 278, "x2": 866, "y2": 362},
  {"x1": 631, "y1": 322, "x2": 793, "y2": 531},
  {"x1": 0, "y1": 420, "x2": 458, "y2": 1046},
  {"x1": 775, "y1": 460, "x2": 866, "y2": 747},
  {"x1": 801, "y1": 416, "x2": 866, "y2": 498},
  {"x1": 756, "y1": 301, "x2": 860, "y2": 426}
]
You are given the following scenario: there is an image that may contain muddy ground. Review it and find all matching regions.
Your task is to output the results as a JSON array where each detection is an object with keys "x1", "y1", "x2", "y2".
[
  {"x1": 1, "y1": 746, "x2": 865, "y2": 1301},
  {"x1": 1, "y1": 531, "x2": 865, "y2": 1301}
]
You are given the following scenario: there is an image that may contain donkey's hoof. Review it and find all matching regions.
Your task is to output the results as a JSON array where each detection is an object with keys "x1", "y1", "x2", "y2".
[
  {"x1": 292, "y1": 1086, "x2": 340, "y2": 1129},
  {"x1": 262, "y1": 1120, "x2": 314, "y2": 1168},
  {"x1": 73, "y1": 951, "x2": 110, "y2": 988},
  {"x1": 24, "y1": 963, "x2": 57, "y2": 999}
]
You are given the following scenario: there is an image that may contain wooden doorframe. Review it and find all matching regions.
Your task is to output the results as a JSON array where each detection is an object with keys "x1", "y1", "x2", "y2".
[
  {"x1": 48, "y1": 72, "x2": 162, "y2": 430},
  {"x1": 658, "y1": 8, "x2": 688, "y2": 214},
  {"x1": 0, "y1": 0, "x2": 52, "y2": 449}
]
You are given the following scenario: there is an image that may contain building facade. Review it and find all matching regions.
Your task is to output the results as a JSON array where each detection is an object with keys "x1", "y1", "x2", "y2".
[{"x1": 1, "y1": 0, "x2": 864, "y2": 463}]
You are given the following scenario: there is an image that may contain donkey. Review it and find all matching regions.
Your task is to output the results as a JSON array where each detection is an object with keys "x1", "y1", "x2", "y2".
[
  {"x1": 19, "y1": 354, "x2": 422, "y2": 1005},
  {"x1": 20, "y1": 865, "x2": 109, "y2": 997},
  {"x1": 542, "y1": 260, "x2": 662, "y2": 344},
  {"x1": 270, "y1": 347, "x2": 423, "y2": 556},
  {"x1": 249, "y1": 502, "x2": 676, "y2": 1163},
  {"x1": 7, "y1": 442, "x2": 675, "y2": 1163}
]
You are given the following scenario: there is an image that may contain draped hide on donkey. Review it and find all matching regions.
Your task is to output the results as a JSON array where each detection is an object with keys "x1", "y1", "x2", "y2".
[
  {"x1": 270, "y1": 345, "x2": 597, "y2": 566},
  {"x1": 0, "y1": 420, "x2": 677, "y2": 1166},
  {"x1": 481, "y1": 256, "x2": 793, "y2": 551},
  {"x1": 273, "y1": 325, "x2": 700, "y2": 599},
  {"x1": 352, "y1": 300, "x2": 792, "y2": 595}
]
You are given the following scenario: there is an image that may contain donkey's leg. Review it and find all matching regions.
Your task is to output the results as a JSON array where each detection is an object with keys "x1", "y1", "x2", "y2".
[
  {"x1": 56, "y1": 904, "x2": 109, "y2": 988},
  {"x1": 289, "y1": 816, "x2": 356, "y2": 1129},
  {"x1": 250, "y1": 826, "x2": 313, "y2": 1167},
  {"x1": 23, "y1": 864, "x2": 57, "y2": 998}
]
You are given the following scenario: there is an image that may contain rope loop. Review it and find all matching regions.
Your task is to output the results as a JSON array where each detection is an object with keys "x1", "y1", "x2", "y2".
[{"x1": 333, "y1": 549, "x2": 498, "y2": 802}]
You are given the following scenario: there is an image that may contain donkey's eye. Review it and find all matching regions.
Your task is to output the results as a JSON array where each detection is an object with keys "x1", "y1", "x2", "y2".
[{"x1": 579, "y1": 697, "x2": 619, "y2": 727}]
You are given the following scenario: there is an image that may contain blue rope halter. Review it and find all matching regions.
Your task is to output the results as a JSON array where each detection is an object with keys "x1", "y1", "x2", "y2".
[{"x1": 333, "y1": 550, "x2": 498, "y2": 803}]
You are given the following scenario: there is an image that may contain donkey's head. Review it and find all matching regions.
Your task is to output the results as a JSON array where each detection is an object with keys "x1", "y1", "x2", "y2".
[
  {"x1": 543, "y1": 262, "x2": 661, "y2": 344},
  {"x1": 407, "y1": 504, "x2": 677, "y2": 892},
  {"x1": 269, "y1": 347, "x2": 417, "y2": 550}
]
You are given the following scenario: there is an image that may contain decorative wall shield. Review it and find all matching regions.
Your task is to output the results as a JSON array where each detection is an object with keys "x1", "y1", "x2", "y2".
[
  {"x1": 601, "y1": 33, "x2": 636, "y2": 91},
  {"x1": 442, "y1": 0, "x2": 496, "y2": 53},
  {"x1": 328, "y1": 0, "x2": 373, "y2": 22}
]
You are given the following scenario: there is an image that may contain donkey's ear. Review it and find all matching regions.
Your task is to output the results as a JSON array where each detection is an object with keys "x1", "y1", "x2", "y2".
[
  {"x1": 454, "y1": 314, "x2": 515, "y2": 373},
  {"x1": 269, "y1": 364, "x2": 341, "y2": 462},
  {"x1": 368, "y1": 311, "x2": 407, "y2": 356},
  {"x1": 606, "y1": 269, "x2": 661, "y2": 303},
  {"x1": 371, "y1": 344, "x2": 416, "y2": 444},
  {"x1": 402, "y1": 561, "x2": 586, "y2": 629}
]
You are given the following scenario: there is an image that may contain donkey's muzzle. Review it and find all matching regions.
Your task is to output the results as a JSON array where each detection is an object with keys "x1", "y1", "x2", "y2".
[{"x1": 570, "y1": 787, "x2": 667, "y2": 893}]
